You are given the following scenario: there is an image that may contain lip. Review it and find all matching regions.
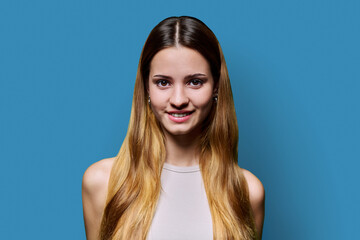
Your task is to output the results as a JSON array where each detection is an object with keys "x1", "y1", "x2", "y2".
[
  {"x1": 167, "y1": 110, "x2": 194, "y2": 123},
  {"x1": 167, "y1": 110, "x2": 194, "y2": 114}
]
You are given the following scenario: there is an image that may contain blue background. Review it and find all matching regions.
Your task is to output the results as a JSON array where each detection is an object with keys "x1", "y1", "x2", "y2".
[{"x1": 1, "y1": 0, "x2": 359, "y2": 239}]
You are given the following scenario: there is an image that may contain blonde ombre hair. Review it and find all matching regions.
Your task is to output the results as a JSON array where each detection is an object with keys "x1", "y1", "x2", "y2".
[{"x1": 99, "y1": 16, "x2": 257, "y2": 239}]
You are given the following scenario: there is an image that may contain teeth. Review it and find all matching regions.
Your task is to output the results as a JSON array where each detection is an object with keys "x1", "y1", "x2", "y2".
[{"x1": 171, "y1": 113, "x2": 191, "y2": 117}]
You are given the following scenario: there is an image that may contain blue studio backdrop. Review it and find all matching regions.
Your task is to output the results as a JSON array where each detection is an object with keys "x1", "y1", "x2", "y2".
[{"x1": 1, "y1": 0, "x2": 359, "y2": 239}]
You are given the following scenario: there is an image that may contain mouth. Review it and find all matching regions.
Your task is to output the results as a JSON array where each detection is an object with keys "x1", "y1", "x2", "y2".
[
  {"x1": 169, "y1": 112, "x2": 193, "y2": 118},
  {"x1": 167, "y1": 111, "x2": 194, "y2": 123}
]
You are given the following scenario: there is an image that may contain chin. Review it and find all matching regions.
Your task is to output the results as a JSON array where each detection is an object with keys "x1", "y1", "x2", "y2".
[
  {"x1": 163, "y1": 124, "x2": 201, "y2": 137},
  {"x1": 166, "y1": 129, "x2": 193, "y2": 136}
]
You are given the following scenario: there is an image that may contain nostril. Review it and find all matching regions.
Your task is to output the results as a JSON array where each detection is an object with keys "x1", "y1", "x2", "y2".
[{"x1": 171, "y1": 102, "x2": 189, "y2": 110}]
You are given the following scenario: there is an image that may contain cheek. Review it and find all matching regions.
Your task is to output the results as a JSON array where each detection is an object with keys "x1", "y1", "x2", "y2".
[
  {"x1": 149, "y1": 90, "x2": 168, "y2": 111},
  {"x1": 190, "y1": 90, "x2": 213, "y2": 108}
]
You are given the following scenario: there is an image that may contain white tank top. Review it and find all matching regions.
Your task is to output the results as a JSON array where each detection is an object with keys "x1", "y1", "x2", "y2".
[{"x1": 147, "y1": 163, "x2": 213, "y2": 240}]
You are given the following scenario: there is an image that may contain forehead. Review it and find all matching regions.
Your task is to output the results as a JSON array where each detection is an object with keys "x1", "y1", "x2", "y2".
[{"x1": 149, "y1": 47, "x2": 211, "y2": 76}]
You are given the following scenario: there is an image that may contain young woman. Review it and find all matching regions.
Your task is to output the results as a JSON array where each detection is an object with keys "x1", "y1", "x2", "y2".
[{"x1": 82, "y1": 16, "x2": 265, "y2": 240}]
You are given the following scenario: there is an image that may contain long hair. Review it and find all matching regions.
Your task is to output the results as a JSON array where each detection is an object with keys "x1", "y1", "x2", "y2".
[{"x1": 99, "y1": 16, "x2": 257, "y2": 239}]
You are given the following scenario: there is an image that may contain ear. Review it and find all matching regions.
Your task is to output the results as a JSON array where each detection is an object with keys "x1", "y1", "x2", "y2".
[
  {"x1": 145, "y1": 78, "x2": 150, "y2": 94},
  {"x1": 213, "y1": 86, "x2": 218, "y2": 96},
  {"x1": 213, "y1": 81, "x2": 219, "y2": 95}
]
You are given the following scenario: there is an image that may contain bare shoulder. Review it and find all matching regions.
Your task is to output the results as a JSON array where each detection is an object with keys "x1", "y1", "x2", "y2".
[
  {"x1": 240, "y1": 168, "x2": 265, "y2": 203},
  {"x1": 82, "y1": 157, "x2": 115, "y2": 192},
  {"x1": 239, "y1": 167, "x2": 265, "y2": 239},
  {"x1": 82, "y1": 157, "x2": 116, "y2": 240}
]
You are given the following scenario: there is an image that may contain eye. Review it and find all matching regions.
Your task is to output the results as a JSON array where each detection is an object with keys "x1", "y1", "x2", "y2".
[
  {"x1": 188, "y1": 79, "x2": 203, "y2": 87},
  {"x1": 156, "y1": 79, "x2": 170, "y2": 87}
]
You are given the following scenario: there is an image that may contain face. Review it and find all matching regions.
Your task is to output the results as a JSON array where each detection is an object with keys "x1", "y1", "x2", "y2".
[{"x1": 148, "y1": 46, "x2": 216, "y2": 137}]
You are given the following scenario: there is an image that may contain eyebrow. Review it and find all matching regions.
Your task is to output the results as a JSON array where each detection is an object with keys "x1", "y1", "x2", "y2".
[{"x1": 152, "y1": 73, "x2": 207, "y2": 79}]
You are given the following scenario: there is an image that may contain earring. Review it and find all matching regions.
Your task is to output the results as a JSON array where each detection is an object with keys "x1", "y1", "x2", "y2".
[
  {"x1": 148, "y1": 96, "x2": 151, "y2": 104},
  {"x1": 213, "y1": 94, "x2": 218, "y2": 103}
]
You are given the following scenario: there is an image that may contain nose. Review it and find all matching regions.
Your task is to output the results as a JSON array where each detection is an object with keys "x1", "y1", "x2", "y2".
[{"x1": 170, "y1": 85, "x2": 189, "y2": 109}]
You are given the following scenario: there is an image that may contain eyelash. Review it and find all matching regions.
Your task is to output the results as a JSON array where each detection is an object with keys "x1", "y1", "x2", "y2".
[
  {"x1": 155, "y1": 79, "x2": 204, "y2": 88},
  {"x1": 156, "y1": 80, "x2": 170, "y2": 87},
  {"x1": 187, "y1": 79, "x2": 203, "y2": 86}
]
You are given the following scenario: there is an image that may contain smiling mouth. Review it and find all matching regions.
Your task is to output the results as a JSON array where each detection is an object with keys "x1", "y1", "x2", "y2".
[
  {"x1": 169, "y1": 112, "x2": 192, "y2": 117},
  {"x1": 167, "y1": 111, "x2": 194, "y2": 123}
]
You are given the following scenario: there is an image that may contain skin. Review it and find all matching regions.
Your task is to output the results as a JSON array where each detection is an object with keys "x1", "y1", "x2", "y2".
[
  {"x1": 82, "y1": 46, "x2": 265, "y2": 239},
  {"x1": 148, "y1": 46, "x2": 216, "y2": 166}
]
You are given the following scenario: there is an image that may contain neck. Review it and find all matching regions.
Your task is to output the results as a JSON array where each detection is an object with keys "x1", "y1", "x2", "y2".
[{"x1": 163, "y1": 130, "x2": 201, "y2": 167}]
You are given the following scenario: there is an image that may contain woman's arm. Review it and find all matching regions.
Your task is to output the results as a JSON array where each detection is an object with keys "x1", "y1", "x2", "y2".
[
  {"x1": 242, "y1": 169, "x2": 265, "y2": 239},
  {"x1": 82, "y1": 158, "x2": 114, "y2": 240}
]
